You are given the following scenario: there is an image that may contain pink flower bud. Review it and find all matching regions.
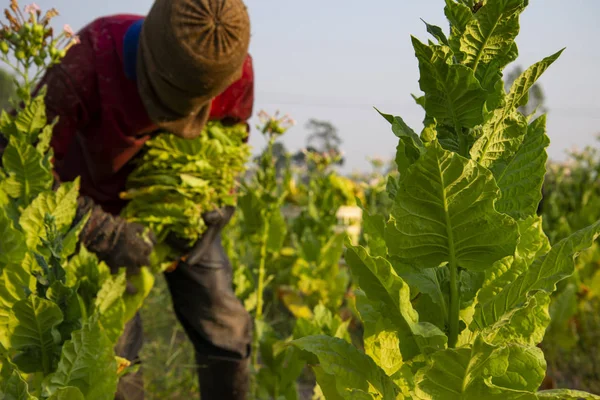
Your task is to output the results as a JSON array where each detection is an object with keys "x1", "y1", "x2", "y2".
[
  {"x1": 24, "y1": 3, "x2": 40, "y2": 14},
  {"x1": 63, "y1": 24, "x2": 74, "y2": 37}
]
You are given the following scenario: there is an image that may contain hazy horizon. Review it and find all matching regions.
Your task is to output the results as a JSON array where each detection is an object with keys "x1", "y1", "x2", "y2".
[{"x1": 26, "y1": 0, "x2": 600, "y2": 174}]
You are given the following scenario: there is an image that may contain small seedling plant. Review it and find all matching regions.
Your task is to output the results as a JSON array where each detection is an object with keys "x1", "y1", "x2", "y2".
[{"x1": 293, "y1": 1, "x2": 600, "y2": 399}]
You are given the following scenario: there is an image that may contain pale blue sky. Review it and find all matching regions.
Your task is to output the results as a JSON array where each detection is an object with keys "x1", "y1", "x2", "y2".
[{"x1": 32, "y1": 0, "x2": 600, "y2": 173}]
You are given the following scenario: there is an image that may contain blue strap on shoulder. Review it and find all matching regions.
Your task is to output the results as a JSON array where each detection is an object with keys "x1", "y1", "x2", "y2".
[{"x1": 123, "y1": 19, "x2": 144, "y2": 81}]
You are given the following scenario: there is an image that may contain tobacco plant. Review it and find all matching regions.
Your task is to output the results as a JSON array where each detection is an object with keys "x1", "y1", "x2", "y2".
[
  {"x1": 0, "y1": 3, "x2": 152, "y2": 398},
  {"x1": 292, "y1": 1, "x2": 600, "y2": 398}
]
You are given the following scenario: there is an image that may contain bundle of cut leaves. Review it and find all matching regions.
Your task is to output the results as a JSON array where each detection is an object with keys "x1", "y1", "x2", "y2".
[{"x1": 121, "y1": 121, "x2": 251, "y2": 245}]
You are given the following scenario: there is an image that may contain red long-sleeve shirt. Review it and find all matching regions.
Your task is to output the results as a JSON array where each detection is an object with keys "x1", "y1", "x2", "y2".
[{"x1": 40, "y1": 14, "x2": 254, "y2": 215}]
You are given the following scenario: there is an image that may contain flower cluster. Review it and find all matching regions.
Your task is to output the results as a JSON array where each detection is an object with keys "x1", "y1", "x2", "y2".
[
  {"x1": 257, "y1": 110, "x2": 296, "y2": 137},
  {"x1": 303, "y1": 147, "x2": 344, "y2": 172},
  {"x1": 1, "y1": 1, "x2": 79, "y2": 103}
]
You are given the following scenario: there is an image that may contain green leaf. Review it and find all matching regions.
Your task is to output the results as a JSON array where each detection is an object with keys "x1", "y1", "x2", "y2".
[
  {"x1": 492, "y1": 344, "x2": 545, "y2": 392},
  {"x1": 8, "y1": 296, "x2": 63, "y2": 374},
  {"x1": 95, "y1": 272, "x2": 127, "y2": 343},
  {"x1": 459, "y1": 0, "x2": 524, "y2": 72},
  {"x1": 445, "y1": 0, "x2": 474, "y2": 58},
  {"x1": 477, "y1": 216, "x2": 549, "y2": 307},
  {"x1": 0, "y1": 208, "x2": 27, "y2": 265},
  {"x1": 122, "y1": 267, "x2": 155, "y2": 323},
  {"x1": 47, "y1": 281, "x2": 83, "y2": 344},
  {"x1": 1, "y1": 370, "x2": 38, "y2": 400},
  {"x1": 537, "y1": 389, "x2": 600, "y2": 399},
  {"x1": 415, "y1": 336, "x2": 537, "y2": 399},
  {"x1": 494, "y1": 115, "x2": 550, "y2": 218},
  {"x1": 412, "y1": 38, "x2": 487, "y2": 129},
  {"x1": 267, "y1": 209, "x2": 287, "y2": 253},
  {"x1": 312, "y1": 366, "x2": 345, "y2": 400},
  {"x1": 0, "y1": 257, "x2": 37, "y2": 348},
  {"x1": 65, "y1": 246, "x2": 110, "y2": 312},
  {"x1": 392, "y1": 263, "x2": 447, "y2": 323},
  {"x1": 292, "y1": 335, "x2": 398, "y2": 399},
  {"x1": 470, "y1": 111, "x2": 528, "y2": 173},
  {"x1": 356, "y1": 292, "x2": 404, "y2": 378},
  {"x1": 46, "y1": 387, "x2": 85, "y2": 400},
  {"x1": 14, "y1": 93, "x2": 47, "y2": 141},
  {"x1": 2, "y1": 137, "x2": 52, "y2": 204},
  {"x1": 35, "y1": 124, "x2": 54, "y2": 155},
  {"x1": 482, "y1": 291, "x2": 550, "y2": 346},
  {"x1": 45, "y1": 317, "x2": 118, "y2": 400},
  {"x1": 421, "y1": 19, "x2": 449, "y2": 46},
  {"x1": 361, "y1": 209, "x2": 387, "y2": 257},
  {"x1": 376, "y1": 109, "x2": 424, "y2": 174},
  {"x1": 19, "y1": 180, "x2": 79, "y2": 250},
  {"x1": 345, "y1": 244, "x2": 446, "y2": 360},
  {"x1": 385, "y1": 142, "x2": 518, "y2": 272},
  {"x1": 474, "y1": 220, "x2": 600, "y2": 328},
  {"x1": 505, "y1": 50, "x2": 564, "y2": 112},
  {"x1": 61, "y1": 211, "x2": 89, "y2": 259}
]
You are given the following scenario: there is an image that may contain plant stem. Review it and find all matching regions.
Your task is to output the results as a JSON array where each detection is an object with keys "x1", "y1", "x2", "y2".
[
  {"x1": 251, "y1": 205, "x2": 271, "y2": 397},
  {"x1": 448, "y1": 263, "x2": 461, "y2": 348},
  {"x1": 255, "y1": 218, "x2": 270, "y2": 323}
]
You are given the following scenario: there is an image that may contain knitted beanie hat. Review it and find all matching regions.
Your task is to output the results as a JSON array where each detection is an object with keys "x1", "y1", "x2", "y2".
[{"x1": 137, "y1": 0, "x2": 250, "y2": 138}]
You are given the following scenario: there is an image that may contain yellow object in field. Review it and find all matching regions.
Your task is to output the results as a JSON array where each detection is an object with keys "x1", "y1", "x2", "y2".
[{"x1": 335, "y1": 205, "x2": 363, "y2": 245}]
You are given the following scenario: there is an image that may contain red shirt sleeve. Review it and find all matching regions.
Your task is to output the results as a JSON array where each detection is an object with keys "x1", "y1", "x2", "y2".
[
  {"x1": 209, "y1": 54, "x2": 254, "y2": 129},
  {"x1": 36, "y1": 24, "x2": 99, "y2": 162}
]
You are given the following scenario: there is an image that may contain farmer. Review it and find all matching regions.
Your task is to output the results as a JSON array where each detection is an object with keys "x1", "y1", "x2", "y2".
[{"x1": 8, "y1": 0, "x2": 253, "y2": 399}]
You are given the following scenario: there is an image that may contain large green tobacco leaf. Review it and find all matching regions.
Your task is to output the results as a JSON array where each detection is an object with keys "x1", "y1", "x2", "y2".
[
  {"x1": 471, "y1": 51, "x2": 563, "y2": 169},
  {"x1": 19, "y1": 180, "x2": 79, "y2": 250},
  {"x1": 95, "y1": 272, "x2": 127, "y2": 343},
  {"x1": 44, "y1": 317, "x2": 118, "y2": 399},
  {"x1": 47, "y1": 387, "x2": 85, "y2": 400},
  {"x1": 65, "y1": 246, "x2": 110, "y2": 313},
  {"x1": 2, "y1": 137, "x2": 52, "y2": 204},
  {"x1": 505, "y1": 50, "x2": 564, "y2": 112},
  {"x1": 376, "y1": 109, "x2": 424, "y2": 174},
  {"x1": 494, "y1": 115, "x2": 549, "y2": 219},
  {"x1": 482, "y1": 292, "x2": 550, "y2": 347},
  {"x1": 412, "y1": 38, "x2": 487, "y2": 130},
  {"x1": 414, "y1": 337, "x2": 538, "y2": 399},
  {"x1": 537, "y1": 390, "x2": 600, "y2": 399},
  {"x1": 122, "y1": 267, "x2": 154, "y2": 323},
  {"x1": 355, "y1": 292, "x2": 404, "y2": 378},
  {"x1": 361, "y1": 209, "x2": 387, "y2": 258},
  {"x1": 292, "y1": 335, "x2": 398, "y2": 399},
  {"x1": 444, "y1": 0, "x2": 474, "y2": 60},
  {"x1": 477, "y1": 216, "x2": 549, "y2": 307},
  {"x1": 1, "y1": 370, "x2": 38, "y2": 400},
  {"x1": 46, "y1": 282, "x2": 83, "y2": 344},
  {"x1": 385, "y1": 141, "x2": 518, "y2": 272},
  {"x1": 8, "y1": 296, "x2": 63, "y2": 374},
  {"x1": 345, "y1": 244, "x2": 446, "y2": 359},
  {"x1": 459, "y1": 0, "x2": 524, "y2": 72},
  {"x1": 470, "y1": 111, "x2": 528, "y2": 172},
  {"x1": 13, "y1": 93, "x2": 48, "y2": 143},
  {"x1": 473, "y1": 220, "x2": 600, "y2": 329},
  {"x1": 0, "y1": 208, "x2": 27, "y2": 265},
  {"x1": 0, "y1": 257, "x2": 37, "y2": 348}
]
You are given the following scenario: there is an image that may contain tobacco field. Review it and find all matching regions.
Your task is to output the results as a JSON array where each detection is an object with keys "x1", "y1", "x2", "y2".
[{"x1": 2, "y1": 0, "x2": 600, "y2": 399}]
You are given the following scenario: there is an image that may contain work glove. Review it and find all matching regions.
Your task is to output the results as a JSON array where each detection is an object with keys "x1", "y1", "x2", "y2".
[{"x1": 74, "y1": 196, "x2": 156, "y2": 291}]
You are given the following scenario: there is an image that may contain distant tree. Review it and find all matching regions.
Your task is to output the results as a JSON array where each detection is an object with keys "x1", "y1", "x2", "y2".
[
  {"x1": 0, "y1": 68, "x2": 16, "y2": 110},
  {"x1": 306, "y1": 119, "x2": 342, "y2": 154},
  {"x1": 505, "y1": 65, "x2": 546, "y2": 116}
]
